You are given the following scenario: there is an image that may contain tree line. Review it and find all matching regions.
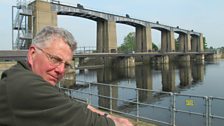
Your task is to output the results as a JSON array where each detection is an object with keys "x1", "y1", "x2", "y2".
[{"x1": 118, "y1": 32, "x2": 208, "y2": 53}]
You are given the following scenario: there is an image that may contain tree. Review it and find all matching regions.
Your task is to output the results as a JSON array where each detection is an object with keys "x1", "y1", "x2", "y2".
[
  {"x1": 118, "y1": 32, "x2": 135, "y2": 53},
  {"x1": 175, "y1": 37, "x2": 180, "y2": 51},
  {"x1": 118, "y1": 32, "x2": 158, "y2": 52},
  {"x1": 203, "y1": 37, "x2": 208, "y2": 49},
  {"x1": 152, "y1": 43, "x2": 159, "y2": 51}
]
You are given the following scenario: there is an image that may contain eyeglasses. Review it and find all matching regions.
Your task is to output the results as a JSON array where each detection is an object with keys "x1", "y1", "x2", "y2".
[{"x1": 35, "y1": 46, "x2": 73, "y2": 70}]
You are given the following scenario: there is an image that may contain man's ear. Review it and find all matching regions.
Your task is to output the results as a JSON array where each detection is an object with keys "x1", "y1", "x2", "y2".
[{"x1": 27, "y1": 46, "x2": 36, "y2": 66}]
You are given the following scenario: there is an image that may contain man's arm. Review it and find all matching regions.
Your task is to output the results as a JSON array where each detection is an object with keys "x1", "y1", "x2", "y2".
[{"x1": 87, "y1": 105, "x2": 133, "y2": 126}]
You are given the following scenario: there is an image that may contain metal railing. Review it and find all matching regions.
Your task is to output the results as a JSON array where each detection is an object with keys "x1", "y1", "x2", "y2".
[
  {"x1": 59, "y1": 81, "x2": 224, "y2": 126},
  {"x1": 75, "y1": 46, "x2": 96, "y2": 54}
]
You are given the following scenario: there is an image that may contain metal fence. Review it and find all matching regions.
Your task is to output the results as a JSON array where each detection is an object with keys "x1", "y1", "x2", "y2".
[
  {"x1": 75, "y1": 46, "x2": 96, "y2": 54},
  {"x1": 59, "y1": 81, "x2": 224, "y2": 126}
]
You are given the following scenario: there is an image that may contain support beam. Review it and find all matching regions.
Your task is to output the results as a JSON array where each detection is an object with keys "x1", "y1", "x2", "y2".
[
  {"x1": 161, "y1": 29, "x2": 175, "y2": 52},
  {"x1": 169, "y1": 29, "x2": 175, "y2": 52},
  {"x1": 161, "y1": 30, "x2": 167, "y2": 53},
  {"x1": 191, "y1": 36, "x2": 198, "y2": 52},
  {"x1": 186, "y1": 33, "x2": 191, "y2": 52},
  {"x1": 198, "y1": 33, "x2": 204, "y2": 52},
  {"x1": 97, "y1": 21, "x2": 104, "y2": 52},
  {"x1": 135, "y1": 25, "x2": 152, "y2": 52},
  {"x1": 96, "y1": 20, "x2": 117, "y2": 53},
  {"x1": 135, "y1": 27, "x2": 143, "y2": 52},
  {"x1": 143, "y1": 25, "x2": 152, "y2": 52},
  {"x1": 179, "y1": 34, "x2": 185, "y2": 52},
  {"x1": 29, "y1": 0, "x2": 57, "y2": 36}
]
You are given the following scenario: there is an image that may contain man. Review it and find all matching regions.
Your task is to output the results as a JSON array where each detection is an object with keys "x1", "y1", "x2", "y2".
[{"x1": 0, "y1": 26, "x2": 133, "y2": 126}]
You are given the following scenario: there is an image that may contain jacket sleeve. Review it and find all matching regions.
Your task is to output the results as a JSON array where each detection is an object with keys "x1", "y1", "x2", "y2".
[{"x1": 7, "y1": 71, "x2": 115, "y2": 126}]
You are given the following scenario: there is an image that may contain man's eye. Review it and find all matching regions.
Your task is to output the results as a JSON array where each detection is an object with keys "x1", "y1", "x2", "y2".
[
  {"x1": 65, "y1": 63, "x2": 71, "y2": 68},
  {"x1": 49, "y1": 56, "x2": 61, "y2": 64}
]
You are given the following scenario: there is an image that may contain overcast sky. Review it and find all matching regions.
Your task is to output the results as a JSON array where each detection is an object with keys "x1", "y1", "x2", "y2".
[{"x1": 0, "y1": 0, "x2": 224, "y2": 50}]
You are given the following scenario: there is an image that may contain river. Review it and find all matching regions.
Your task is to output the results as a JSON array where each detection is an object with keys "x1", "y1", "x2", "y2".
[
  {"x1": 75, "y1": 59, "x2": 224, "y2": 97},
  {"x1": 72, "y1": 59, "x2": 224, "y2": 126}
]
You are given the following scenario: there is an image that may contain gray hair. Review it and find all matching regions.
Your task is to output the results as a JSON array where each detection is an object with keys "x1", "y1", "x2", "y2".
[{"x1": 32, "y1": 26, "x2": 77, "y2": 50}]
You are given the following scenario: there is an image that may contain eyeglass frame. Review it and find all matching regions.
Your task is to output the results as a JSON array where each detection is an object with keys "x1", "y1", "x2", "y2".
[{"x1": 35, "y1": 46, "x2": 73, "y2": 70}]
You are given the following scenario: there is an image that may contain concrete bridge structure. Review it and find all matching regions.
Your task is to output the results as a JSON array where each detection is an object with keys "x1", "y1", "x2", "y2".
[
  {"x1": 14, "y1": 0, "x2": 203, "y2": 53},
  {"x1": 11, "y1": 0, "x2": 215, "y2": 66}
]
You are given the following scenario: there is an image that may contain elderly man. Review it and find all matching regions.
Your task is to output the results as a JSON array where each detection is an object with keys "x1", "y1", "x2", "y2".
[{"x1": 0, "y1": 26, "x2": 133, "y2": 126}]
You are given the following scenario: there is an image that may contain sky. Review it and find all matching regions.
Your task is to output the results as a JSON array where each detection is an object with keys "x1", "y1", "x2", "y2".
[{"x1": 0, "y1": 0, "x2": 224, "y2": 50}]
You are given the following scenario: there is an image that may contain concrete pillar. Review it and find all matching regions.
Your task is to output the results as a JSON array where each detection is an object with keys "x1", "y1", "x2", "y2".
[
  {"x1": 169, "y1": 29, "x2": 175, "y2": 52},
  {"x1": 143, "y1": 26, "x2": 152, "y2": 64},
  {"x1": 155, "y1": 55, "x2": 169, "y2": 64},
  {"x1": 112, "y1": 57, "x2": 135, "y2": 68},
  {"x1": 135, "y1": 27, "x2": 143, "y2": 63},
  {"x1": 135, "y1": 25, "x2": 152, "y2": 64},
  {"x1": 186, "y1": 33, "x2": 191, "y2": 51},
  {"x1": 96, "y1": 21, "x2": 105, "y2": 65},
  {"x1": 179, "y1": 34, "x2": 185, "y2": 52},
  {"x1": 179, "y1": 55, "x2": 191, "y2": 62},
  {"x1": 97, "y1": 21, "x2": 104, "y2": 52},
  {"x1": 97, "y1": 20, "x2": 117, "y2": 67},
  {"x1": 161, "y1": 30, "x2": 167, "y2": 53},
  {"x1": 195, "y1": 54, "x2": 205, "y2": 64},
  {"x1": 29, "y1": 0, "x2": 57, "y2": 36},
  {"x1": 107, "y1": 21, "x2": 117, "y2": 53},
  {"x1": 135, "y1": 25, "x2": 152, "y2": 52},
  {"x1": 191, "y1": 35, "x2": 198, "y2": 52},
  {"x1": 96, "y1": 20, "x2": 117, "y2": 53},
  {"x1": 152, "y1": 55, "x2": 172, "y2": 64},
  {"x1": 135, "y1": 27, "x2": 142, "y2": 52},
  {"x1": 143, "y1": 26, "x2": 152, "y2": 52},
  {"x1": 198, "y1": 33, "x2": 204, "y2": 52},
  {"x1": 161, "y1": 29, "x2": 175, "y2": 53}
]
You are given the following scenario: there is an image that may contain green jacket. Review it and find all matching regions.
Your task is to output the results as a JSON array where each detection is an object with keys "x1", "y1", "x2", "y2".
[{"x1": 0, "y1": 61, "x2": 115, "y2": 126}]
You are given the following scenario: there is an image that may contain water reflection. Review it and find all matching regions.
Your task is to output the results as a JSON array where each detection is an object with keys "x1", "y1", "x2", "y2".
[
  {"x1": 63, "y1": 61, "x2": 207, "y2": 110},
  {"x1": 96, "y1": 67, "x2": 136, "y2": 110},
  {"x1": 178, "y1": 62, "x2": 192, "y2": 87},
  {"x1": 135, "y1": 65, "x2": 153, "y2": 102},
  {"x1": 97, "y1": 67, "x2": 116, "y2": 110},
  {"x1": 161, "y1": 63, "x2": 176, "y2": 92},
  {"x1": 70, "y1": 61, "x2": 207, "y2": 93},
  {"x1": 191, "y1": 62, "x2": 205, "y2": 84}
]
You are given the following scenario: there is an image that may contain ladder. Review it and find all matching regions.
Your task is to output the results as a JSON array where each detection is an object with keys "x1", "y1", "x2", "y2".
[{"x1": 12, "y1": 0, "x2": 33, "y2": 50}]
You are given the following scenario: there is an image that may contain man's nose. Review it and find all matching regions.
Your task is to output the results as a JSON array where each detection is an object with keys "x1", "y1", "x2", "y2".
[{"x1": 55, "y1": 63, "x2": 66, "y2": 73}]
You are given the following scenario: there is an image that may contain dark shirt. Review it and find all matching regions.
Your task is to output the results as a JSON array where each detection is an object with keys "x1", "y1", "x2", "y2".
[{"x1": 0, "y1": 61, "x2": 115, "y2": 126}]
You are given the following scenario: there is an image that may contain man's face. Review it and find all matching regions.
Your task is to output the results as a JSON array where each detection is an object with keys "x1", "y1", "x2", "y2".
[{"x1": 28, "y1": 38, "x2": 73, "y2": 86}]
